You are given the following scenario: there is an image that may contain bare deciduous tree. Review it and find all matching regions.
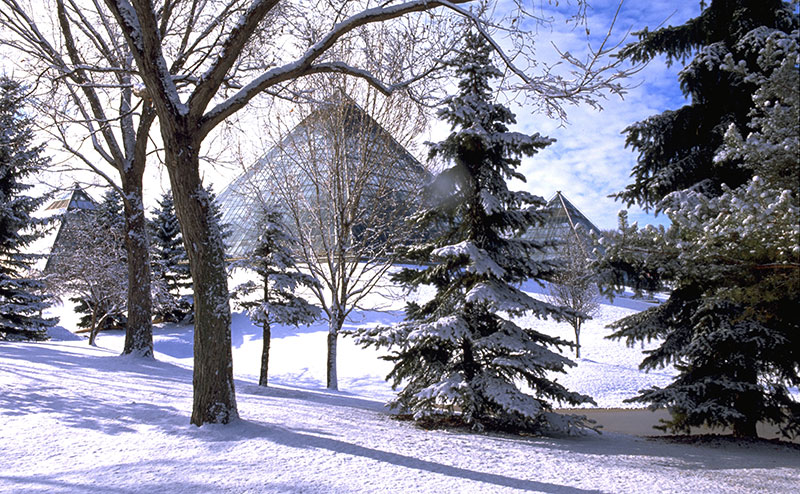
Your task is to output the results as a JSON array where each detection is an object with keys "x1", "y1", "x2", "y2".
[
  {"x1": 0, "y1": 0, "x2": 157, "y2": 356},
  {"x1": 547, "y1": 233, "x2": 600, "y2": 358},
  {"x1": 10, "y1": 0, "x2": 635, "y2": 424},
  {"x1": 47, "y1": 211, "x2": 128, "y2": 346},
  {"x1": 250, "y1": 82, "x2": 428, "y2": 390}
]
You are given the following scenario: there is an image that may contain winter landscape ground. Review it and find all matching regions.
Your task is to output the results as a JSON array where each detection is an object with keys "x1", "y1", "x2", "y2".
[{"x1": 2, "y1": 279, "x2": 798, "y2": 494}]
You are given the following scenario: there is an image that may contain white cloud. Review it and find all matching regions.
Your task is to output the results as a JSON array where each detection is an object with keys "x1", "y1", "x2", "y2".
[{"x1": 501, "y1": 0, "x2": 702, "y2": 230}]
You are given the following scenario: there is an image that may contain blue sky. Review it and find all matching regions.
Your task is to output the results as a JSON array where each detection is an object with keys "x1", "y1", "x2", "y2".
[{"x1": 502, "y1": 0, "x2": 703, "y2": 230}]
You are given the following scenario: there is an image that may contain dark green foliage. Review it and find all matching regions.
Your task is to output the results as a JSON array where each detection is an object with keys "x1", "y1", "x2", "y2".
[
  {"x1": 69, "y1": 296, "x2": 126, "y2": 332},
  {"x1": 149, "y1": 191, "x2": 192, "y2": 322},
  {"x1": 232, "y1": 208, "x2": 320, "y2": 386},
  {"x1": 0, "y1": 77, "x2": 57, "y2": 340},
  {"x1": 616, "y1": 0, "x2": 797, "y2": 210},
  {"x1": 603, "y1": 3, "x2": 800, "y2": 438},
  {"x1": 95, "y1": 188, "x2": 125, "y2": 230},
  {"x1": 355, "y1": 32, "x2": 594, "y2": 434},
  {"x1": 205, "y1": 185, "x2": 231, "y2": 244},
  {"x1": 596, "y1": 211, "x2": 670, "y2": 300}
]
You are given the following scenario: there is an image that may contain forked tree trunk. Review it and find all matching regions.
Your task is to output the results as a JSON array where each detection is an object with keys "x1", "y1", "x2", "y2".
[
  {"x1": 121, "y1": 177, "x2": 154, "y2": 357},
  {"x1": 165, "y1": 127, "x2": 237, "y2": 425}
]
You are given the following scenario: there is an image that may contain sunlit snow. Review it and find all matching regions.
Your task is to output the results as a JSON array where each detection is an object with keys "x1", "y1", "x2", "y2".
[{"x1": 2, "y1": 275, "x2": 798, "y2": 493}]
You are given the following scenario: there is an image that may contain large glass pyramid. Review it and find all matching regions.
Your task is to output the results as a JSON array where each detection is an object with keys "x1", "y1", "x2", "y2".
[
  {"x1": 216, "y1": 97, "x2": 430, "y2": 258},
  {"x1": 34, "y1": 184, "x2": 98, "y2": 273}
]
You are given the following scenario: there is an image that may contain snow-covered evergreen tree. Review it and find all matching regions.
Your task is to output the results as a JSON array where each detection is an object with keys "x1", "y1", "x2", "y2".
[
  {"x1": 602, "y1": 2, "x2": 799, "y2": 438},
  {"x1": 355, "y1": 32, "x2": 594, "y2": 433},
  {"x1": 205, "y1": 185, "x2": 230, "y2": 245},
  {"x1": 232, "y1": 209, "x2": 320, "y2": 386},
  {"x1": 0, "y1": 77, "x2": 57, "y2": 341},
  {"x1": 615, "y1": 0, "x2": 797, "y2": 209},
  {"x1": 95, "y1": 188, "x2": 125, "y2": 230},
  {"x1": 596, "y1": 211, "x2": 669, "y2": 300},
  {"x1": 149, "y1": 191, "x2": 192, "y2": 322}
]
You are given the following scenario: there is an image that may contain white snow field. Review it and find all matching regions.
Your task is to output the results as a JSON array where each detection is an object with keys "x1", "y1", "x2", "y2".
[{"x1": 2, "y1": 280, "x2": 799, "y2": 493}]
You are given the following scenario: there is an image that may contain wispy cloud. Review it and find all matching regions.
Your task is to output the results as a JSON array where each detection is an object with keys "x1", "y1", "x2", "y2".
[{"x1": 506, "y1": 0, "x2": 702, "y2": 229}]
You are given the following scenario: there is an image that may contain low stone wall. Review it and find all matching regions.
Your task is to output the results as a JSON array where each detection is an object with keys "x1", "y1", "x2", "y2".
[{"x1": 557, "y1": 408, "x2": 799, "y2": 443}]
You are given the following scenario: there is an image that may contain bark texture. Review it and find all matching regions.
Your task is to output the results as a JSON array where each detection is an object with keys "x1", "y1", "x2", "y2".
[
  {"x1": 327, "y1": 315, "x2": 341, "y2": 390},
  {"x1": 121, "y1": 177, "x2": 154, "y2": 357},
  {"x1": 164, "y1": 125, "x2": 237, "y2": 425},
  {"x1": 260, "y1": 321, "x2": 271, "y2": 387}
]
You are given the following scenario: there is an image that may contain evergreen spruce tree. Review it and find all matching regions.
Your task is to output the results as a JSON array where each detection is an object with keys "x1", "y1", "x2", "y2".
[
  {"x1": 615, "y1": 0, "x2": 797, "y2": 209},
  {"x1": 0, "y1": 78, "x2": 57, "y2": 341},
  {"x1": 150, "y1": 191, "x2": 192, "y2": 322},
  {"x1": 95, "y1": 188, "x2": 125, "y2": 230},
  {"x1": 232, "y1": 209, "x2": 320, "y2": 386},
  {"x1": 206, "y1": 185, "x2": 231, "y2": 245},
  {"x1": 355, "y1": 32, "x2": 594, "y2": 433},
  {"x1": 602, "y1": 1, "x2": 799, "y2": 438},
  {"x1": 596, "y1": 211, "x2": 669, "y2": 299}
]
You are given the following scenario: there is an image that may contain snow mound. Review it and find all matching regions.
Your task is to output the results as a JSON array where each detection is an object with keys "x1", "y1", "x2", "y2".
[{"x1": 46, "y1": 325, "x2": 83, "y2": 341}]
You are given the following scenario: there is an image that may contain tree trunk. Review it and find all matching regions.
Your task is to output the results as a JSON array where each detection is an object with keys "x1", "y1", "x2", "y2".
[
  {"x1": 732, "y1": 418, "x2": 758, "y2": 438},
  {"x1": 462, "y1": 337, "x2": 476, "y2": 381},
  {"x1": 121, "y1": 177, "x2": 154, "y2": 357},
  {"x1": 88, "y1": 306, "x2": 98, "y2": 346},
  {"x1": 260, "y1": 320, "x2": 271, "y2": 387},
  {"x1": 732, "y1": 367, "x2": 759, "y2": 438},
  {"x1": 327, "y1": 325, "x2": 339, "y2": 390},
  {"x1": 574, "y1": 320, "x2": 581, "y2": 359},
  {"x1": 327, "y1": 309, "x2": 344, "y2": 390},
  {"x1": 120, "y1": 104, "x2": 156, "y2": 358},
  {"x1": 164, "y1": 126, "x2": 237, "y2": 425}
]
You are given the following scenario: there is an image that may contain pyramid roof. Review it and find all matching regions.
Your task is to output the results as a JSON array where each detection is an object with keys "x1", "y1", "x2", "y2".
[
  {"x1": 216, "y1": 97, "x2": 429, "y2": 258},
  {"x1": 523, "y1": 191, "x2": 604, "y2": 260},
  {"x1": 29, "y1": 185, "x2": 97, "y2": 272}
]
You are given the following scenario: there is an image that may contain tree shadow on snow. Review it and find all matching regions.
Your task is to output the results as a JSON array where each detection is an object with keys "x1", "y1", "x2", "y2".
[
  {"x1": 239, "y1": 382, "x2": 388, "y2": 413},
  {"x1": 483, "y1": 430, "x2": 800, "y2": 471},
  {"x1": 195, "y1": 419, "x2": 606, "y2": 494},
  {"x1": 0, "y1": 344, "x2": 190, "y2": 434},
  {"x1": 0, "y1": 461, "x2": 355, "y2": 493}
]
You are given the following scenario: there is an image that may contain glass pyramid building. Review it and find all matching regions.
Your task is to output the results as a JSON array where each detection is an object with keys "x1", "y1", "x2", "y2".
[
  {"x1": 30, "y1": 185, "x2": 98, "y2": 273},
  {"x1": 522, "y1": 191, "x2": 604, "y2": 261},
  {"x1": 216, "y1": 98, "x2": 430, "y2": 259}
]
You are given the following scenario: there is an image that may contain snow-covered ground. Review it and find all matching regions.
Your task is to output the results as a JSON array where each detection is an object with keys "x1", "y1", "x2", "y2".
[
  {"x1": 53, "y1": 276, "x2": 674, "y2": 408},
  {"x1": 2, "y1": 279, "x2": 798, "y2": 493}
]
